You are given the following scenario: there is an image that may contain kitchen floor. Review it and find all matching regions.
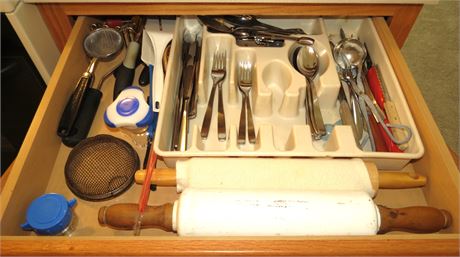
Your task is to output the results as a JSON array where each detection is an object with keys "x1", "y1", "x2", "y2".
[{"x1": 402, "y1": 0, "x2": 459, "y2": 155}]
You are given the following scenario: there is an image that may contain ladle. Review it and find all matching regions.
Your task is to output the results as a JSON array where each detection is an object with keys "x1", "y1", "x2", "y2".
[
  {"x1": 291, "y1": 45, "x2": 326, "y2": 139},
  {"x1": 57, "y1": 27, "x2": 123, "y2": 142},
  {"x1": 335, "y1": 39, "x2": 376, "y2": 151},
  {"x1": 333, "y1": 38, "x2": 369, "y2": 149},
  {"x1": 333, "y1": 38, "x2": 367, "y2": 72}
]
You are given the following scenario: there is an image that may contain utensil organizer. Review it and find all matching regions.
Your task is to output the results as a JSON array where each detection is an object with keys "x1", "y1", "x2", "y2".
[{"x1": 155, "y1": 17, "x2": 424, "y2": 169}]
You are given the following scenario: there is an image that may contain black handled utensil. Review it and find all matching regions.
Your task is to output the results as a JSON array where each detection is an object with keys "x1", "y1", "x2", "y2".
[
  {"x1": 113, "y1": 17, "x2": 145, "y2": 100},
  {"x1": 57, "y1": 27, "x2": 123, "y2": 146}
]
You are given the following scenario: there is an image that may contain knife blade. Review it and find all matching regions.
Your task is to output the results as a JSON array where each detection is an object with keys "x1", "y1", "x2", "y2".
[{"x1": 177, "y1": 40, "x2": 197, "y2": 151}]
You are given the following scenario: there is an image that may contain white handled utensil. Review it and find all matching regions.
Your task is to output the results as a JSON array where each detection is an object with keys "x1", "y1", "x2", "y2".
[{"x1": 143, "y1": 19, "x2": 175, "y2": 112}]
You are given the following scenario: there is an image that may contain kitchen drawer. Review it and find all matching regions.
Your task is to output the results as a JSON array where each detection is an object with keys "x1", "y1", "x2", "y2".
[{"x1": 1, "y1": 16, "x2": 459, "y2": 256}]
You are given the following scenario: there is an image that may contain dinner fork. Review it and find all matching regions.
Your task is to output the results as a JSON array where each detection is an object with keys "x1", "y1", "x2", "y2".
[
  {"x1": 237, "y1": 61, "x2": 256, "y2": 144},
  {"x1": 201, "y1": 50, "x2": 227, "y2": 140}
]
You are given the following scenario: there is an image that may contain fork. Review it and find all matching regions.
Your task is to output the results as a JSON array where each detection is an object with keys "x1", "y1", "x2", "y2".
[
  {"x1": 201, "y1": 50, "x2": 227, "y2": 140},
  {"x1": 237, "y1": 61, "x2": 256, "y2": 144}
]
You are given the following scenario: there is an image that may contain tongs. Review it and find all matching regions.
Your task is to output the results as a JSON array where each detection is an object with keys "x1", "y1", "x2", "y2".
[
  {"x1": 340, "y1": 55, "x2": 412, "y2": 146},
  {"x1": 220, "y1": 15, "x2": 306, "y2": 35},
  {"x1": 197, "y1": 16, "x2": 314, "y2": 47}
]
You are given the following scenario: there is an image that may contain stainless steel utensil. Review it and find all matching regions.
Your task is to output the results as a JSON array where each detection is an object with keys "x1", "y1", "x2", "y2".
[
  {"x1": 197, "y1": 16, "x2": 314, "y2": 47},
  {"x1": 292, "y1": 45, "x2": 326, "y2": 140},
  {"x1": 237, "y1": 61, "x2": 256, "y2": 145},
  {"x1": 333, "y1": 34, "x2": 370, "y2": 149},
  {"x1": 233, "y1": 29, "x2": 314, "y2": 46},
  {"x1": 339, "y1": 52, "x2": 376, "y2": 151},
  {"x1": 338, "y1": 88, "x2": 360, "y2": 146},
  {"x1": 201, "y1": 51, "x2": 227, "y2": 140},
  {"x1": 178, "y1": 41, "x2": 198, "y2": 151},
  {"x1": 333, "y1": 38, "x2": 367, "y2": 73},
  {"x1": 340, "y1": 53, "x2": 412, "y2": 147},
  {"x1": 221, "y1": 15, "x2": 306, "y2": 35}
]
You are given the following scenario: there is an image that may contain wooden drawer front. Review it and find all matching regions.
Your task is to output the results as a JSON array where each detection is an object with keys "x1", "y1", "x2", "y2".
[{"x1": 1, "y1": 16, "x2": 458, "y2": 256}]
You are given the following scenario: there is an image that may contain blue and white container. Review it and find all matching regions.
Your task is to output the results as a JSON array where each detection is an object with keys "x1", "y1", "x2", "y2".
[
  {"x1": 21, "y1": 193, "x2": 77, "y2": 236},
  {"x1": 104, "y1": 86, "x2": 153, "y2": 133}
]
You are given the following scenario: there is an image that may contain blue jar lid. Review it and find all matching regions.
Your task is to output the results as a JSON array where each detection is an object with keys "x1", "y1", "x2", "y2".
[
  {"x1": 116, "y1": 97, "x2": 139, "y2": 117},
  {"x1": 21, "y1": 193, "x2": 76, "y2": 235}
]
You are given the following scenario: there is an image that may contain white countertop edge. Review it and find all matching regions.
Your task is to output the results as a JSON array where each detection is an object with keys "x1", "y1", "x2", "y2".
[{"x1": 22, "y1": 0, "x2": 439, "y2": 5}]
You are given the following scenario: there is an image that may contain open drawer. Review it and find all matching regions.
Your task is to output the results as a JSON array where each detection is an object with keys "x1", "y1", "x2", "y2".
[{"x1": 1, "y1": 16, "x2": 459, "y2": 256}]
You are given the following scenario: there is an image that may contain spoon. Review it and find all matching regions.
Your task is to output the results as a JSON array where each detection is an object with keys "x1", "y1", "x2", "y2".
[
  {"x1": 333, "y1": 38, "x2": 367, "y2": 72},
  {"x1": 292, "y1": 45, "x2": 326, "y2": 139}
]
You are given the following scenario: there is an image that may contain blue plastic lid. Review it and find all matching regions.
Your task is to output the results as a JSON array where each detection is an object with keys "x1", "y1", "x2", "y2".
[
  {"x1": 116, "y1": 97, "x2": 139, "y2": 117},
  {"x1": 21, "y1": 193, "x2": 76, "y2": 235}
]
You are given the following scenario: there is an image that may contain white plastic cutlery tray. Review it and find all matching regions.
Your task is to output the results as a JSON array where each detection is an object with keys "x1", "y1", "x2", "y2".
[{"x1": 155, "y1": 17, "x2": 424, "y2": 170}]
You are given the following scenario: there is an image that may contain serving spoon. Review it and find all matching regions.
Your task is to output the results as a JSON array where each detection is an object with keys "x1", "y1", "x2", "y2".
[{"x1": 292, "y1": 45, "x2": 326, "y2": 139}]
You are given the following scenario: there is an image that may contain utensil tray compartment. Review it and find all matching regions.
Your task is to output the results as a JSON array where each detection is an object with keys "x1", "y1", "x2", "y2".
[
  {"x1": 1, "y1": 15, "x2": 458, "y2": 256},
  {"x1": 156, "y1": 17, "x2": 424, "y2": 170}
]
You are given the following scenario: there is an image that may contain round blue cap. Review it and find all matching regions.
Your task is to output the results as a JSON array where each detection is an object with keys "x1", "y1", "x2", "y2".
[
  {"x1": 116, "y1": 97, "x2": 139, "y2": 117},
  {"x1": 21, "y1": 193, "x2": 76, "y2": 235}
]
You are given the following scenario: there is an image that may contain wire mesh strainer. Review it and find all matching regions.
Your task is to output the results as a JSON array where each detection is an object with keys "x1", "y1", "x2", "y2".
[
  {"x1": 84, "y1": 27, "x2": 124, "y2": 59},
  {"x1": 65, "y1": 134, "x2": 140, "y2": 201}
]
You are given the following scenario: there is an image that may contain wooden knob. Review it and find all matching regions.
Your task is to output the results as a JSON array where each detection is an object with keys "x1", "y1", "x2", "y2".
[
  {"x1": 98, "y1": 203, "x2": 174, "y2": 231},
  {"x1": 378, "y1": 205, "x2": 452, "y2": 234}
]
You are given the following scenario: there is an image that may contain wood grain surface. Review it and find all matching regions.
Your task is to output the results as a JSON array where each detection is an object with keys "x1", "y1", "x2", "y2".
[
  {"x1": 1, "y1": 236, "x2": 459, "y2": 256},
  {"x1": 373, "y1": 17, "x2": 460, "y2": 233},
  {"x1": 2, "y1": 11, "x2": 459, "y2": 257},
  {"x1": 37, "y1": 3, "x2": 422, "y2": 51}
]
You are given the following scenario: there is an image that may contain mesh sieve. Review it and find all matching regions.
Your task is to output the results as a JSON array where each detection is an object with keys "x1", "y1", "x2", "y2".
[
  {"x1": 65, "y1": 134, "x2": 140, "y2": 201},
  {"x1": 83, "y1": 27, "x2": 124, "y2": 59}
]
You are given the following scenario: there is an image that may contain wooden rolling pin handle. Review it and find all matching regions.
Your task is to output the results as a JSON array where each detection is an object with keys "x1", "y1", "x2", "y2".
[
  {"x1": 378, "y1": 206, "x2": 452, "y2": 234},
  {"x1": 365, "y1": 162, "x2": 426, "y2": 189},
  {"x1": 377, "y1": 171, "x2": 427, "y2": 189},
  {"x1": 98, "y1": 203, "x2": 174, "y2": 232},
  {"x1": 135, "y1": 168, "x2": 176, "y2": 186}
]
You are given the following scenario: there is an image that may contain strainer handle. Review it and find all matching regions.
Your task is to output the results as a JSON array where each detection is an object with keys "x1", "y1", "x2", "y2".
[
  {"x1": 57, "y1": 64, "x2": 95, "y2": 138},
  {"x1": 62, "y1": 88, "x2": 102, "y2": 147}
]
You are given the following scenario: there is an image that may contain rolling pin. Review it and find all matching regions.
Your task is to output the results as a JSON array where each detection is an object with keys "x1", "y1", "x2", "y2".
[
  {"x1": 134, "y1": 158, "x2": 426, "y2": 197},
  {"x1": 98, "y1": 189, "x2": 451, "y2": 236}
]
